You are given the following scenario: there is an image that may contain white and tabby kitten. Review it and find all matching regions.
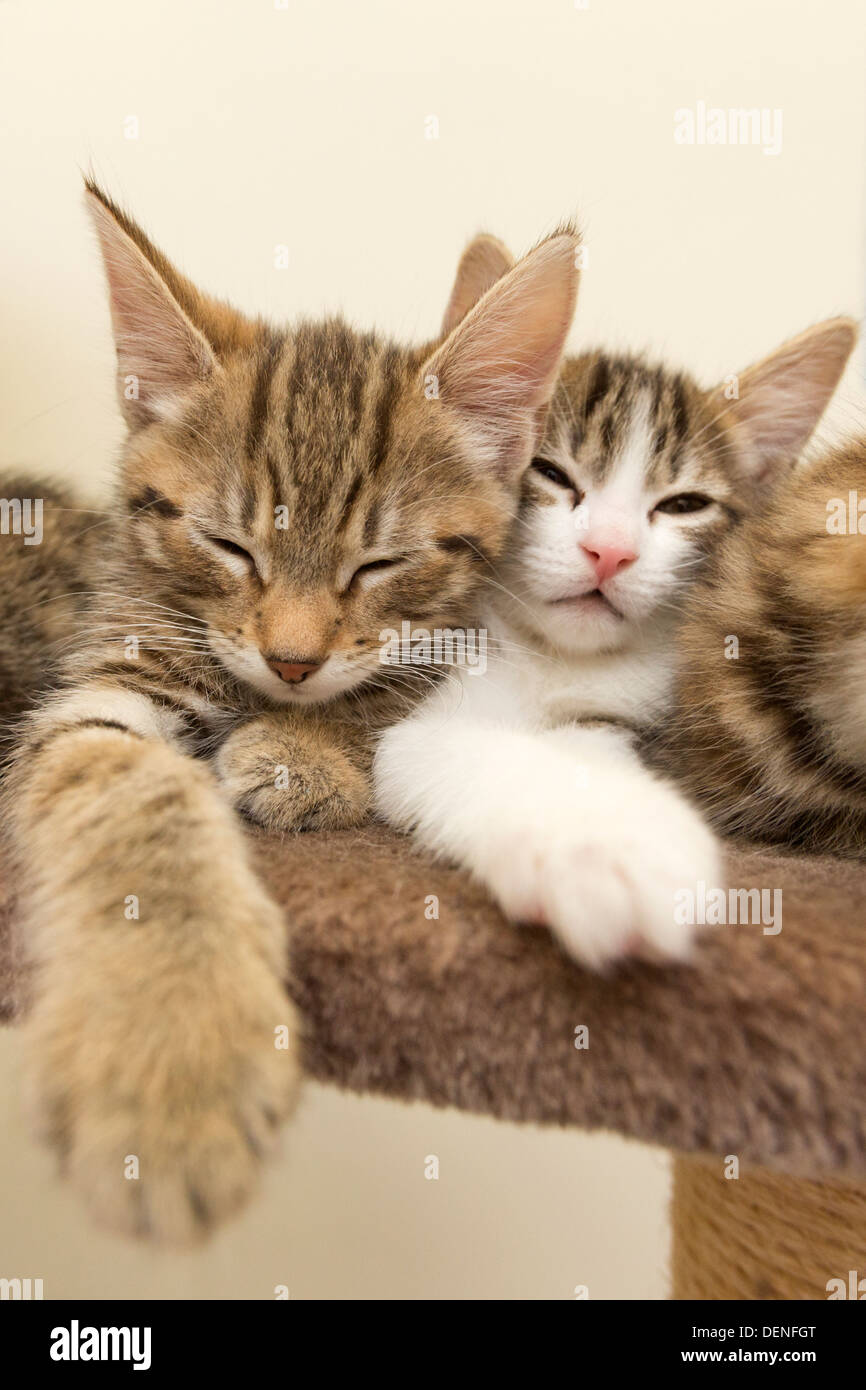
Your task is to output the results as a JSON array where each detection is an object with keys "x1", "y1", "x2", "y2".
[{"x1": 374, "y1": 236, "x2": 856, "y2": 968}]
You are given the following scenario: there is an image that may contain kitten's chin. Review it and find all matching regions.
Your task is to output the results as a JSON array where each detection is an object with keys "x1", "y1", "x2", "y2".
[{"x1": 522, "y1": 597, "x2": 634, "y2": 656}]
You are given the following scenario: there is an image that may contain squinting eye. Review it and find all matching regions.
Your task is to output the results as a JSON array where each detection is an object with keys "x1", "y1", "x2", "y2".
[
  {"x1": 654, "y1": 493, "x2": 712, "y2": 515},
  {"x1": 207, "y1": 535, "x2": 256, "y2": 567},
  {"x1": 531, "y1": 458, "x2": 576, "y2": 491}
]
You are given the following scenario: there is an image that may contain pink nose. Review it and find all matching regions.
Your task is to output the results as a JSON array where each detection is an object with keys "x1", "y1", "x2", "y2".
[
  {"x1": 581, "y1": 543, "x2": 637, "y2": 584},
  {"x1": 266, "y1": 658, "x2": 322, "y2": 684}
]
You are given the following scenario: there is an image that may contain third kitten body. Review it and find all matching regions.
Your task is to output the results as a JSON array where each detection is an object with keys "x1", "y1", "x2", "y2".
[{"x1": 664, "y1": 433, "x2": 866, "y2": 857}]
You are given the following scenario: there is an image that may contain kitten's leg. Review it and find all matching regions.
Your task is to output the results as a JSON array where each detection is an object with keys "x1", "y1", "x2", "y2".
[
  {"x1": 5, "y1": 682, "x2": 301, "y2": 1244},
  {"x1": 375, "y1": 711, "x2": 720, "y2": 970},
  {"x1": 214, "y1": 709, "x2": 371, "y2": 832}
]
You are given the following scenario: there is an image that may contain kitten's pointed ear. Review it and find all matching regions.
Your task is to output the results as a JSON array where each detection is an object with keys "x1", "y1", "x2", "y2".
[
  {"x1": 85, "y1": 181, "x2": 220, "y2": 428},
  {"x1": 441, "y1": 233, "x2": 515, "y2": 335},
  {"x1": 717, "y1": 317, "x2": 858, "y2": 482},
  {"x1": 423, "y1": 229, "x2": 580, "y2": 474}
]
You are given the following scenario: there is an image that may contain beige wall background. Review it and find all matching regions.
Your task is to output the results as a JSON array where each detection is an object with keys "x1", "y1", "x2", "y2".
[{"x1": 0, "y1": 0, "x2": 864, "y2": 1299}]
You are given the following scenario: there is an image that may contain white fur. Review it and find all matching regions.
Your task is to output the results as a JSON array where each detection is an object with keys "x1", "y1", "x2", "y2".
[
  {"x1": 374, "y1": 631, "x2": 719, "y2": 969},
  {"x1": 373, "y1": 432, "x2": 722, "y2": 971},
  {"x1": 37, "y1": 686, "x2": 187, "y2": 741}
]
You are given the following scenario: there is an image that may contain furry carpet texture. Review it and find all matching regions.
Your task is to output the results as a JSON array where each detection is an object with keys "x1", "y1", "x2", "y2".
[{"x1": 2, "y1": 825, "x2": 864, "y2": 1175}]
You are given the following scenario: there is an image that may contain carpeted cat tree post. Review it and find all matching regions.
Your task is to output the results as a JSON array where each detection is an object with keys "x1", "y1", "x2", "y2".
[
  {"x1": 671, "y1": 1157, "x2": 866, "y2": 1299},
  {"x1": 3, "y1": 826, "x2": 865, "y2": 1298}
]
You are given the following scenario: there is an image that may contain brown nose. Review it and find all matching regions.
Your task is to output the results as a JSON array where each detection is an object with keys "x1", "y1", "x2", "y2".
[{"x1": 266, "y1": 657, "x2": 323, "y2": 684}]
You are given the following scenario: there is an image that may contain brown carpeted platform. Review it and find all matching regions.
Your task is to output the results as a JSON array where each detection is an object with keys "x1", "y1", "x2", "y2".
[{"x1": 2, "y1": 825, "x2": 865, "y2": 1176}]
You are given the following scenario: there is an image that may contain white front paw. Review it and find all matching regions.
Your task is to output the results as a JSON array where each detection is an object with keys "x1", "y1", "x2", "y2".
[{"x1": 482, "y1": 780, "x2": 720, "y2": 971}]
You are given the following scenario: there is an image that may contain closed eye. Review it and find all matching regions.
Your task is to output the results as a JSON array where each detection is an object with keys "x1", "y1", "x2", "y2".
[
  {"x1": 347, "y1": 556, "x2": 406, "y2": 591},
  {"x1": 653, "y1": 493, "x2": 713, "y2": 516},
  {"x1": 205, "y1": 535, "x2": 257, "y2": 571}
]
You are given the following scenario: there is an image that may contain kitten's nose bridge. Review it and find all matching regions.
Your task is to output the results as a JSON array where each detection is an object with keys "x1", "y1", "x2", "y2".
[{"x1": 257, "y1": 587, "x2": 337, "y2": 674}]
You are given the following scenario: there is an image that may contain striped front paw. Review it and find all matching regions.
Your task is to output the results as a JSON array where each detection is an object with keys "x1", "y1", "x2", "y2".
[
  {"x1": 23, "y1": 891, "x2": 302, "y2": 1246},
  {"x1": 214, "y1": 716, "x2": 370, "y2": 832}
]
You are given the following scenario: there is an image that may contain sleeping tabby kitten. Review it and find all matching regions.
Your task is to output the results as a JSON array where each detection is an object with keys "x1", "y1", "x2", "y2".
[
  {"x1": 662, "y1": 432, "x2": 866, "y2": 857},
  {"x1": 374, "y1": 235, "x2": 856, "y2": 967},
  {"x1": 2, "y1": 188, "x2": 579, "y2": 1242}
]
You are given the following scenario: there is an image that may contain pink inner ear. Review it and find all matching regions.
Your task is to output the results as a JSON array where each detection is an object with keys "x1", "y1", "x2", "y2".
[
  {"x1": 87, "y1": 194, "x2": 217, "y2": 422},
  {"x1": 724, "y1": 319, "x2": 857, "y2": 473},
  {"x1": 427, "y1": 234, "x2": 579, "y2": 425},
  {"x1": 442, "y1": 235, "x2": 515, "y2": 335}
]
